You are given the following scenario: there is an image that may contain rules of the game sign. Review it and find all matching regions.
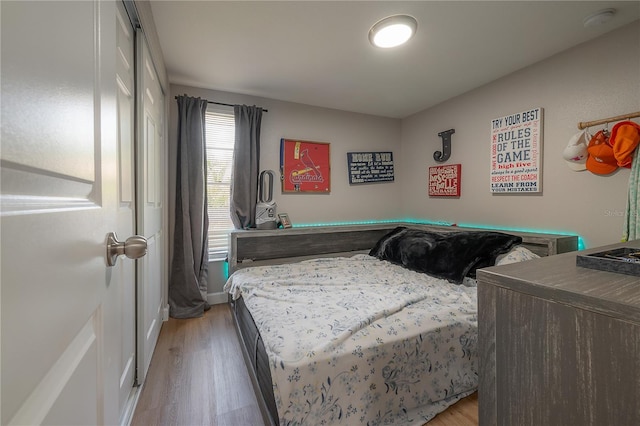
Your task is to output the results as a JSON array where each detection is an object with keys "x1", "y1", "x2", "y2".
[{"x1": 490, "y1": 107, "x2": 543, "y2": 193}]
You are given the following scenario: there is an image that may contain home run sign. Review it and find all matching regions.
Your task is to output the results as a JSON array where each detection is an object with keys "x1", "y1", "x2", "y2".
[
  {"x1": 490, "y1": 107, "x2": 543, "y2": 193},
  {"x1": 347, "y1": 151, "x2": 394, "y2": 184}
]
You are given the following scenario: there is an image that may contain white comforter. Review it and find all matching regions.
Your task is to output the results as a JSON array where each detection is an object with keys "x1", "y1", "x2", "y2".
[{"x1": 224, "y1": 254, "x2": 478, "y2": 425}]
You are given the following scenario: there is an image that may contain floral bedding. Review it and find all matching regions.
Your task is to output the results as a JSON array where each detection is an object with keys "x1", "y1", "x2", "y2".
[{"x1": 224, "y1": 254, "x2": 478, "y2": 425}]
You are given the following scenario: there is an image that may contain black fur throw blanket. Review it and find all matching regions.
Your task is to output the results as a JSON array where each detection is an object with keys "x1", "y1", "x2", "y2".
[{"x1": 369, "y1": 227, "x2": 523, "y2": 284}]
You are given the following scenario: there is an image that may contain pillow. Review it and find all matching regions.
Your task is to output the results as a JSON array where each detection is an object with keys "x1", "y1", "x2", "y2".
[
  {"x1": 495, "y1": 245, "x2": 540, "y2": 265},
  {"x1": 369, "y1": 227, "x2": 522, "y2": 284}
]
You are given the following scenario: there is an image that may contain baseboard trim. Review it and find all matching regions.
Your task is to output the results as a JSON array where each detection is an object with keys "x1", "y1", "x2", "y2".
[
  {"x1": 207, "y1": 292, "x2": 228, "y2": 306},
  {"x1": 121, "y1": 384, "x2": 142, "y2": 426},
  {"x1": 162, "y1": 304, "x2": 170, "y2": 321}
]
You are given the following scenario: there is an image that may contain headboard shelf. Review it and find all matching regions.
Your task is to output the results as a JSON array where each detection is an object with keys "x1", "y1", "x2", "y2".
[{"x1": 228, "y1": 223, "x2": 579, "y2": 274}]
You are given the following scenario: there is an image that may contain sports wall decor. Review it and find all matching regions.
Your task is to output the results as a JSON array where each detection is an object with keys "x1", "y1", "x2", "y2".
[
  {"x1": 347, "y1": 151, "x2": 394, "y2": 184},
  {"x1": 490, "y1": 107, "x2": 543, "y2": 193},
  {"x1": 429, "y1": 164, "x2": 461, "y2": 196},
  {"x1": 280, "y1": 139, "x2": 331, "y2": 193}
]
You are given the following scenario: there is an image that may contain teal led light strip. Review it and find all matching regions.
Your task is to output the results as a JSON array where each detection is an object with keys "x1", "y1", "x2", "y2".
[
  {"x1": 222, "y1": 260, "x2": 229, "y2": 279},
  {"x1": 293, "y1": 219, "x2": 399, "y2": 227},
  {"x1": 293, "y1": 218, "x2": 452, "y2": 228}
]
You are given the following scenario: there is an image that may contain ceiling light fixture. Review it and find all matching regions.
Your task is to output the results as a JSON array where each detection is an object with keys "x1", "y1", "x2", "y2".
[
  {"x1": 583, "y1": 8, "x2": 616, "y2": 27},
  {"x1": 368, "y1": 14, "x2": 417, "y2": 48}
]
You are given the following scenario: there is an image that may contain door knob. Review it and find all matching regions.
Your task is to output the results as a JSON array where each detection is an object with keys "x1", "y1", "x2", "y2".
[{"x1": 106, "y1": 232, "x2": 147, "y2": 266}]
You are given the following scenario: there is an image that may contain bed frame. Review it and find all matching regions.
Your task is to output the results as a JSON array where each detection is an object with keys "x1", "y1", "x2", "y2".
[
  {"x1": 226, "y1": 223, "x2": 578, "y2": 425},
  {"x1": 229, "y1": 222, "x2": 578, "y2": 273}
]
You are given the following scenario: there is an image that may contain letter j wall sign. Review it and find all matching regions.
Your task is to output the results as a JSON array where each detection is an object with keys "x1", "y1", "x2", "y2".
[{"x1": 490, "y1": 107, "x2": 543, "y2": 193}]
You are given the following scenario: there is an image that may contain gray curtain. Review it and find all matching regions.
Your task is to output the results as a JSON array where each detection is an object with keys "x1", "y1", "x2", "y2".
[
  {"x1": 230, "y1": 105, "x2": 263, "y2": 229},
  {"x1": 169, "y1": 95, "x2": 210, "y2": 318},
  {"x1": 623, "y1": 148, "x2": 639, "y2": 241}
]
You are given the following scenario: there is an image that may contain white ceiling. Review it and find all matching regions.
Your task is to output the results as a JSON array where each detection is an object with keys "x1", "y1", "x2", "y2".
[{"x1": 150, "y1": 1, "x2": 640, "y2": 119}]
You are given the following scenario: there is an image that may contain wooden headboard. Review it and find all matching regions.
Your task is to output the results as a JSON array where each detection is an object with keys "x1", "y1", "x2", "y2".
[{"x1": 228, "y1": 223, "x2": 578, "y2": 274}]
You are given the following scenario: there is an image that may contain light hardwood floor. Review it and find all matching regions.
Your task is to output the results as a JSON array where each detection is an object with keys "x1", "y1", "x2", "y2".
[{"x1": 131, "y1": 303, "x2": 478, "y2": 426}]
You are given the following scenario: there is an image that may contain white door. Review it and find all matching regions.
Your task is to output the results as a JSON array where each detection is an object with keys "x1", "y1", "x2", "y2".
[
  {"x1": 1, "y1": 1, "x2": 139, "y2": 424},
  {"x1": 136, "y1": 34, "x2": 166, "y2": 380}
]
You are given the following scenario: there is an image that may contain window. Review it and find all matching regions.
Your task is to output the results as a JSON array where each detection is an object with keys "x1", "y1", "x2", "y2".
[{"x1": 205, "y1": 106, "x2": 235, "y2": 261}]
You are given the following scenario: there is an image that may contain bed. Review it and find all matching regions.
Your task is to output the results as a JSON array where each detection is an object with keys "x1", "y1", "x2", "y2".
[{"x1": 224, "y1": 223, "x2": 578, "y2": 425}]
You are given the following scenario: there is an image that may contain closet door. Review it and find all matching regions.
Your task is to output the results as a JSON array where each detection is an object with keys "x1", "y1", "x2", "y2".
[
  {"x1": 136, "y1": 33, "x2": 166, "y2": 381},
  {"x1": 113, "y1": 1, "x2": 138, "y2": 423}
]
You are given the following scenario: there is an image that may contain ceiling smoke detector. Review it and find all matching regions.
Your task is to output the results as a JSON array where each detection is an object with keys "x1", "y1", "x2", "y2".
[{"x1": 583, "y1": 8, "x2": 616, "y2": 27}]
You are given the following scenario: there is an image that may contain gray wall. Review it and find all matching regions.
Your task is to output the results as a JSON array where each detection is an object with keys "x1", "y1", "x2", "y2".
[
  {"x1": 401, "y1": 21, "x2": 639, "y2": 249},
  {"x1": 168, "y1": 21, "x2": 640, "y2": 301}
]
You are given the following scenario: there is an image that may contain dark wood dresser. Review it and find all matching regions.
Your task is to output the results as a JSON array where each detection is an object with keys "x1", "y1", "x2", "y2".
[{"x1": 477, "y1": 241, "x2": 640, "y2": 426}]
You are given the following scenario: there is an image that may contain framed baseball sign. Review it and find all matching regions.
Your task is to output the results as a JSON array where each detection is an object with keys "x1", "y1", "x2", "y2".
[{"x1": 280, "y1": 139, "x2": 330, "y2": 193}]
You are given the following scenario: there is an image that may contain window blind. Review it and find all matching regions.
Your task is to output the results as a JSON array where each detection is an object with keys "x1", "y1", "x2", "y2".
[{"x1": 205, "y1": 107, "x2": 235, "y2": 261}]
